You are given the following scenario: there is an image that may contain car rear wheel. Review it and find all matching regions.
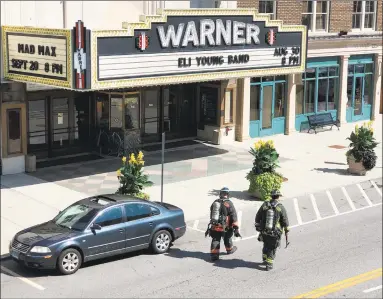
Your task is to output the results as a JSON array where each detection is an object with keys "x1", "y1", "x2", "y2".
[
  {"x1": 57, "y1": 248, "x2": 82, "y2": 275},
  {"x1": 151, "y1": 230, "x2": 172, "y2": 254}
]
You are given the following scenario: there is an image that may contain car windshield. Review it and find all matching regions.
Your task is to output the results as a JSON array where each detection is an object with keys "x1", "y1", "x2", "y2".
[{"x1": 53, "y1": 204, "x2": 99, "y2": 231}]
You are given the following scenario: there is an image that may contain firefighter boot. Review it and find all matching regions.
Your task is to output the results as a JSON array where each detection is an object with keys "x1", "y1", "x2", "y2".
[
  {"x1": 226, "y1": 246, "x2": 237, "y2": 255},
  {"x1": 262, "y1": 254, "x2": 267, "y2": 265}
]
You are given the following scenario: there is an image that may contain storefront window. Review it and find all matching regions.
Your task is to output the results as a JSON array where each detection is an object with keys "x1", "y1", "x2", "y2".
[
  {"x1": 364, "y1": 74, "x2": 373, "y2": 105},
  {"x1": 296, "y1": 65, "x2": 339, "y2": 115},
  {"x1": 28, "y1": 99, "x2": 46, "y2": 147},
  {"x1": 274, "y1": 83, "x2": 285, "y2": 117},
  {"x1": 328, "y1": 78, "x2": 337, "y2": 110},
  {"x1": 7, "y1": 109, "x2": 22, "y2": 154},
  {"x1": 124, "y1": 94, "x2": 140, "y2": 130},
  {"x1": 110, "y1": 96, "x2": 123, "y2": 129},
  {"x1": 305, "y1": 81, "x2": 315, "y2": 113},
  {"x1": 250, "y1": 85, "x2": 260, "y2": 121},
  {"x1": 200, "y1": 86, "x2": 218, "y2": 125},
  {"x1": 96, "y1": 93, "x2": 110, "y2": 129}
]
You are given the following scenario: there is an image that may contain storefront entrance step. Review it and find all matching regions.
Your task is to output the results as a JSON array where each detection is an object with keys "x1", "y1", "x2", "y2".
[
  {"x1": 36, "y1": 154, "x2": 103, "y2": 169},
  {"x1": 142, "y1": 140, "x2": 201, "y2": 152}
]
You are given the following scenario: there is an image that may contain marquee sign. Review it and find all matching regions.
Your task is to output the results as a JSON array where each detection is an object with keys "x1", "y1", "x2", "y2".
[
  {"x1": 91, "y1": 9, "x2": 307, "y2": 90},
  {"x1": 1, "y1": 26, "x2": 73, "y2": 88}
]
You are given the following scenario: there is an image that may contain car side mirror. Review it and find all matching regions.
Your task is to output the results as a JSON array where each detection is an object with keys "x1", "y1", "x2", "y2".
[{"x1": 91, "y1": 223, "x2": 102, "y2": 231}]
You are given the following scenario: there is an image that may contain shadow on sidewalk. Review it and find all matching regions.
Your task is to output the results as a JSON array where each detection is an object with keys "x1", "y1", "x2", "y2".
[
  {"x1": 324, "y1": 161, "x2": 347, "y2": 166},
  {"x1": 312, "y1": 167, "x2": 349, "y2": 175},
  {"x1": 1, "y1": 144, "x2": 230, "y2": 188},
  {"x1": 208, "y1": 189, "x2": 262, "y2": 202},
  {"x1": 165, "y1": 248, "x2": 265, "y2": 271}
]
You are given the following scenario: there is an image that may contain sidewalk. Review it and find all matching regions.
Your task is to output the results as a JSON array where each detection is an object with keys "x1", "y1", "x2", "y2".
[
  {"x1": 0, "y1": 175, "x2": 88, "y2": 255},
  {"x1": 1, "y1": 116, "x2": 382, "y2": 255}
]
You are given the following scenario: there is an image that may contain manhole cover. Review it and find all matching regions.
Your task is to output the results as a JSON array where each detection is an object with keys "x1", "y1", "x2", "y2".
[{"x1": 328, "y1": 145, "x2": 346, "y2": 149}]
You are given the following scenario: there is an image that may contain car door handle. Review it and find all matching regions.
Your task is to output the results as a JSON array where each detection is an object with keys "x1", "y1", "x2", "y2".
[
  {"x1": 119, "y1": 229, "x2": 124, "y2": 233},
  {"x1": 149, "y1": 222, "x2": 153, "y2": 226}
]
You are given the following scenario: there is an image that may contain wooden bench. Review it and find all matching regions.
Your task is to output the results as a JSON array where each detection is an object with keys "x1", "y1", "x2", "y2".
[{"x1": 307, "y1": 113, "x2": 340, "y2": 134}]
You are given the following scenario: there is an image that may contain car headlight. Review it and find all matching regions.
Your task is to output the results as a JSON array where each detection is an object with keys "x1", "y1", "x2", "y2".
[{"x1": 30, "y1": 246, "x2": 51, "y2": 253}]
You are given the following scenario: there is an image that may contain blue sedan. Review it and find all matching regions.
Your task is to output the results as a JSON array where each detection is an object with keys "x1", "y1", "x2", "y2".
[{"x1": 9, "y1": 195, "x2": 186, "y2": 275}]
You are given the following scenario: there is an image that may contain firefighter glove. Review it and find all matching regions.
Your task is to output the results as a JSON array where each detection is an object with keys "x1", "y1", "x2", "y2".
[{"x1": 234, "y1": 228, "x2": 241, "y2": 238}]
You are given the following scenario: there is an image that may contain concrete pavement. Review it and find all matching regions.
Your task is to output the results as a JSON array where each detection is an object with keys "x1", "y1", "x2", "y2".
[{"x1": 0, "y1": 187, "x2": 381, "y2": 298}]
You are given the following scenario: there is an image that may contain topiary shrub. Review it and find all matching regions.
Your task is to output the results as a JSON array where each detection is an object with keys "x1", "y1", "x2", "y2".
[{"x1": 246, "y1": 171, "x2": 283, "y2": 201}]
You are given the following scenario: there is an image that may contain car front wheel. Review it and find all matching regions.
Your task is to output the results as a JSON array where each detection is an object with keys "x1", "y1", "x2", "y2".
[
  {"x1": 57, "y1": 248, "x2": 82, "y2": 275},
  {"x1": 151, "y1": 230, "x2": 172, "y2": 254}
]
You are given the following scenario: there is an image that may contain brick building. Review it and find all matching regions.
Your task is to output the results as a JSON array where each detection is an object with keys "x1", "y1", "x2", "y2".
[{"x1": 237, "y1": 0, "x2": 382, "y2": 133}]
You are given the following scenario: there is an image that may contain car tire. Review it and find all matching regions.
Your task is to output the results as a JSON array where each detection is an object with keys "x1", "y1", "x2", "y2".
[
  {"x1": 151, "y1": 230, "x2": 172, "y2": 254},
  {"x1": 57, "y1": 248, "x2": 82, "y2": 275}
]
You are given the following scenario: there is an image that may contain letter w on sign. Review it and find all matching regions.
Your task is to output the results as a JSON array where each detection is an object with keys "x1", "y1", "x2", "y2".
[
  {"x1": 136, "y1": 33, "x2": 150, "y2": 52},
  {"x1": 266, "y1": 29, "x2": 276, "y2": 46}
]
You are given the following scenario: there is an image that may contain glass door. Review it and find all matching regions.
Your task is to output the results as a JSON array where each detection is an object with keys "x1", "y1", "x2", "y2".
[
  {"x1": 260, "y1": 84, "x2": 274, "y2": 136},
  {"x1": 142, "y1": 88, "x2": 160, "y2": 143},
  {"x1": 352, "y1": 76, "x2": 365, "y2": 121},
  {"x1": 51, "y1": 97, "x2": 70, "y2": 155},
  {"x1": 28, "y1": 99, "x2": 48, "y2": 159}
]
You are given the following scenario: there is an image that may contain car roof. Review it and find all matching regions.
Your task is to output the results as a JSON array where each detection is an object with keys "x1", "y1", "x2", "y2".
[{"x1": 79, "y1": 194, "x2": 152, "y2": 209}]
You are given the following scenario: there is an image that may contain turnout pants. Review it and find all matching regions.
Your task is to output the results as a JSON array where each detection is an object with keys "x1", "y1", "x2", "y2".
[
  {"x1": 262, "y1": 234, "x2": 281, "y2": 267},
  {"x1": 210, "y1": 229, "x2": 234, "y2": 257}
]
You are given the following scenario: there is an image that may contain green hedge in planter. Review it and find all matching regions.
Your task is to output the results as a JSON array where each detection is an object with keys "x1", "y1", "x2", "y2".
[
  {"x1": 346, "y1": 121, "x2": 379, "y2": 170},
  {"x1": 246, "y1": 172, "x2": 283, "y2": 201}
]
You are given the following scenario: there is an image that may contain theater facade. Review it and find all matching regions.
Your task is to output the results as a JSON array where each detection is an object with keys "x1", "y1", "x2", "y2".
[{"x1": 1, "y1": 8, "x2": 379, "y2": 175}]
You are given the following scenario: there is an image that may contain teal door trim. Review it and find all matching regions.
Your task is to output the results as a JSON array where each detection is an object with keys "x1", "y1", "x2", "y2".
[{"x1": 259, "y1": 82, "x2": 274, "y2": 137}]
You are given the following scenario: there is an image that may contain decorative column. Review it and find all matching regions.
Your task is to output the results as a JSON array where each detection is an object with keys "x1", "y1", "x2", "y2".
[
  {"x1": 235, "y1": 77, "x2": 251, "y2": 141},
  {"x1": 338, "y1": 55, "x2": 350, "y2": 125},
  {"x1": 371, "y1": 53, "x2": 382, "y2": 121},
  {"x1": 285, "y1": 73, "x2": 297, "y2": 135}
]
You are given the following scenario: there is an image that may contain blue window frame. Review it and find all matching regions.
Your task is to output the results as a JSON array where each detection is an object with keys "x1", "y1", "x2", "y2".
[{"x1": 296, "y1": 65, "x2": 339, "y2": 115}]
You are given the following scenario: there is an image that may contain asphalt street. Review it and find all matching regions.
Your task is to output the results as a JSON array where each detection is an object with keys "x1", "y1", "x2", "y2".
[{"x1": 0, "y1": 178, "x2": 382, "y2": 298}]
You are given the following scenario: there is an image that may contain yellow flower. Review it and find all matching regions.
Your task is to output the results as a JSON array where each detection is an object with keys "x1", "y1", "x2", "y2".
[
  {"x1": 122, "y1": 156, "x2": 127, "y2": 163},
  {"x1": 137, "y1": 151, "x2": 144, "y2": 161},
  {"x1": 116, "y1": 169, "x2": 121, "y2": 176},
  {"x1": 367, "y1": 121, "x2": 373, "y2": 129},
  {"x1": 355, "y1": 124, "x2": 359, "y2": 132},
  {"x1": 129, "y1": 153, "x2": 136, "y2": 164}
]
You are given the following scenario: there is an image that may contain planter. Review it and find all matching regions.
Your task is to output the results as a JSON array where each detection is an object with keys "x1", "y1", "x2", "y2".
[
  {"x1": 247, "y1": 172, "x2": 284, "y2": 201},
  {"x1": 347, "y1": 155, "x2": 367, "y2": 176}
]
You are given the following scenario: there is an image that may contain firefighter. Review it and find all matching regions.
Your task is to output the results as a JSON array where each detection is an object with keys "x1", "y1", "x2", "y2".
[
  {"x1": 254, "y1": 189, "x2": 289, "y2": 271},
  {"x1": 206, "y1": 187, "x2": 241, "y2": 261}
]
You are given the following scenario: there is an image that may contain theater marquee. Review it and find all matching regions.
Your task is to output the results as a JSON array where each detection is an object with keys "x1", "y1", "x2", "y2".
[
  {"x1": 2, "y1": 26, "x2": 73, "y2": 88},
  {"x1": 91, "y1": 9, "x2": 307, "y2": 90}
]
